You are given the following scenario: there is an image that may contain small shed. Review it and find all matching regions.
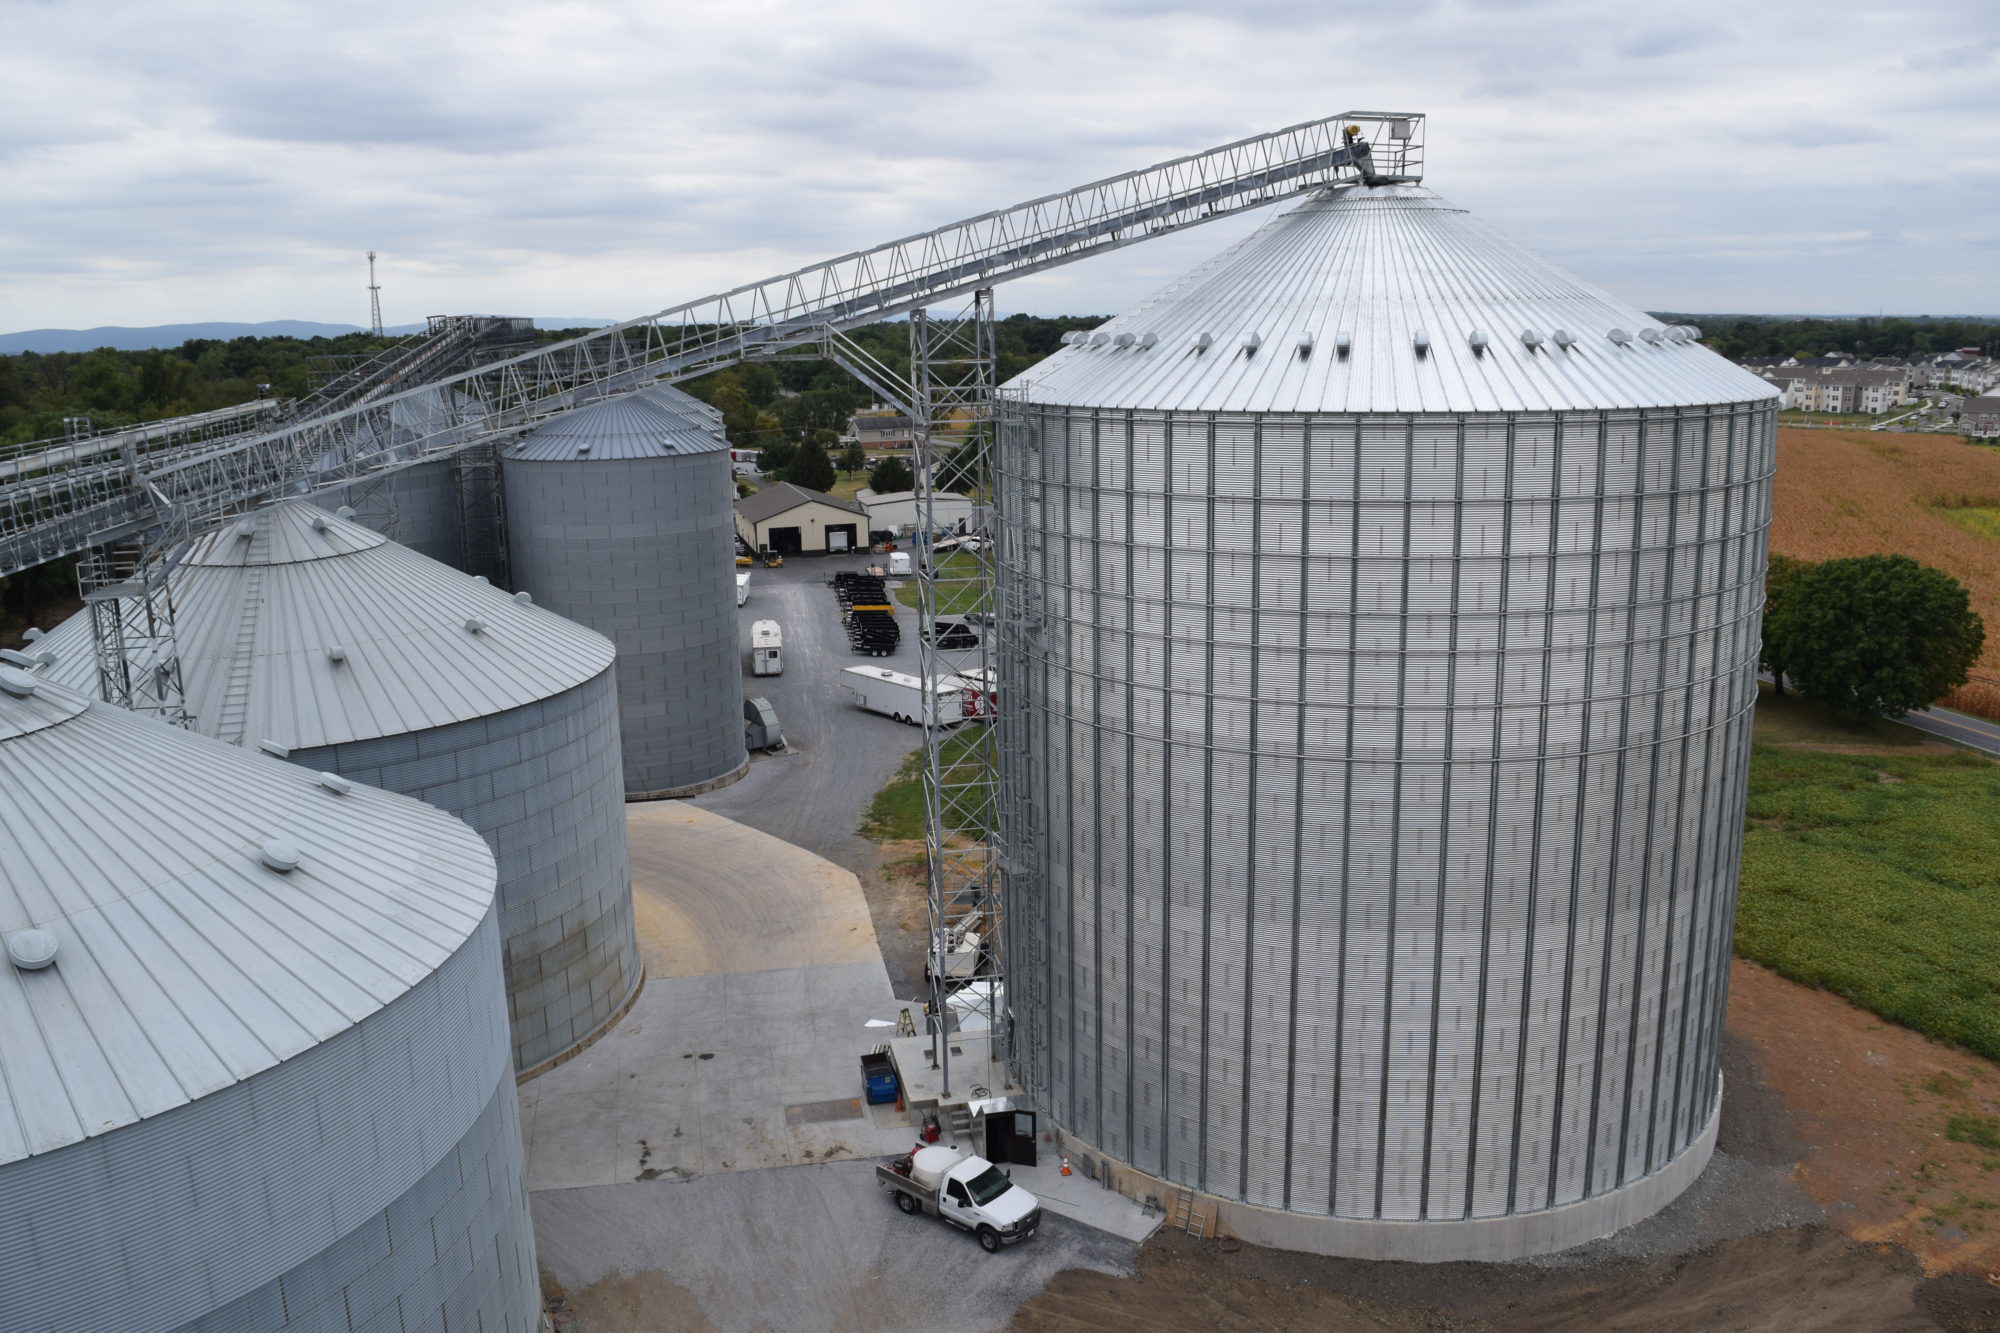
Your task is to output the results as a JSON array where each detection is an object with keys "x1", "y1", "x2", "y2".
[{"x1": 734, "y1": 482, "x2": 868, "y2": 555}]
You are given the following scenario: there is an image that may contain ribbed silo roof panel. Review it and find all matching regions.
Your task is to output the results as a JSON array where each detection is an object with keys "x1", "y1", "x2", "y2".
[
  {"x1": 1007, "y1": 184, "x2": 1777, "y2": 414},
  {"x1": 504, "y1": 385, "x2": 728, "y2": 461},
  {"x1": 33, "y1": 502, "x2": 615, "y2": 748},
  {"x1": 0, "y1": 677, "x2": 496, "y2": 1164}
]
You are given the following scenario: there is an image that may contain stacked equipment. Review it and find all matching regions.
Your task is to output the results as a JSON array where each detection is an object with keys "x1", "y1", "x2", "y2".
[{"x1": 833, "y1": 571, "x2": 901, "y2": 657}]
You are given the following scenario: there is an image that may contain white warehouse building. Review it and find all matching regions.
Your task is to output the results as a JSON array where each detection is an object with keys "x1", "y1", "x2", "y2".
[{"x1": 0, "y1": 668, "x2": 538, "y2": 1333}]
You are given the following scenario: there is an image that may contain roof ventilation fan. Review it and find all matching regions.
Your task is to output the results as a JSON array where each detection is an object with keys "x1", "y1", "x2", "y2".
[
  {"x1": 1335, "y1": 330, "x2": 1353, "y2": 358},
  {"x1": 1607, "y1": 328, "x2": 1633, "y2": 345},
  {"x1": 259, "y1": 839, "x2": 303, "y2": 874},
  {"x1": 1521, "y1": 329, "x2": 1544, "y2": 349},
  {"x1": 1467, "y1": 330, "x2": 1489, "y2": 355},
  {"x1": 1412, "y1": 330, "x2": 1431, "y2": 357},
  {"x1": 1551, "y1": 329, "x2": 1577, "y2": 349},
  {"x1": 6, "y1": 929, "x2": 58, "y2": 970}
]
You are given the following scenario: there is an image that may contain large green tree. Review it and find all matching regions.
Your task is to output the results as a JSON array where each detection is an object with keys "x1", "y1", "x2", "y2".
[
  {"x1": 1765, "y1": 554, "x2": 1984, "y2": 719},
  {"x1": 1759, "y1": 553, "x2": 1816, "y2": 694},
  {"x1": 869, "y1": 455, "x2": 914, "y2": 493},
  {"x1": 785, "y1": 441, "x2": 837, "y2": 492}
]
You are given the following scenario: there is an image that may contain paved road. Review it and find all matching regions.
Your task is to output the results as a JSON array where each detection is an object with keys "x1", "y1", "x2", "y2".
[
  {"x1": 1900, "y1": 703, "x2": 2000, "y2": 757},
  {"x1": 692, "y1": 555, "x2": 933, "y2": 871}
]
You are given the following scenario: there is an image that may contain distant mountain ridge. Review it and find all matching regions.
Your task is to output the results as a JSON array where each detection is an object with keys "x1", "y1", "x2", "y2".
[{"x1": 0, "y1": 318, "x2": 621, "y2": 355}]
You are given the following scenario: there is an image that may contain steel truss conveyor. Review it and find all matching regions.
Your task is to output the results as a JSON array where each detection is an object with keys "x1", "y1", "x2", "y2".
[{"x1": 0, "y1": 112, "x2": 1422, "y2": 577}]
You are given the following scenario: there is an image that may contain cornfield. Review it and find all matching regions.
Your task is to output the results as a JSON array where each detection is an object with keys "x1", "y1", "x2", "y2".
[{"x1": 1770, "y1": 426, "x2": 2000, "y2": 718}]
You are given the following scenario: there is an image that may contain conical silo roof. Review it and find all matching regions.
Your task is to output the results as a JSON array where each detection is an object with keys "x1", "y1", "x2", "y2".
[
  {"x1": 1007, "y1": 182, "x2": 1776, "y2": 414},
  {"x1": 505, "y1": 385, "x2": 728, "y2": 462},
  {"x1": 33, "y1": 501, "x2": 614, "y2": 749},
  {"x1": 0, "y1": 671, "x2": 496, "y2": 1162}
]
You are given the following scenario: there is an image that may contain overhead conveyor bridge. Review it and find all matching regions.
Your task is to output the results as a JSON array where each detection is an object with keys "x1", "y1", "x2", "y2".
[{"x1": 0, "y1": 111, "x2": 1422, "y2": 577}]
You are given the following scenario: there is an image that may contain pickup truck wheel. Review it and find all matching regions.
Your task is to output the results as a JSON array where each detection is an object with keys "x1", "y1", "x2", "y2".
[
  {"x1": 977, "y1": 1225, "x2": 1001, "y2": 1253},
  {"x1": 895, "y1": 1190, "x2": 919, "y2": 1215}
]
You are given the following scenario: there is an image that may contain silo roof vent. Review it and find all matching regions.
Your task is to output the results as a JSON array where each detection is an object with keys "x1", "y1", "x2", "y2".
[
  {"x1": 1335, "y1": 330, "x2": 1353, "y2": 357},
  {"x1": 1552, "y1": 328, "x2": 1577, "y2": 349},
  {"x1": 21, "y1": 628, "x2": 43, "y2": 642},
  {"x1": 1467, "y1": 330, "x2": 1489, "y2": 354},
  {"x1": 258, "y1": 739, "x2": 290, "y2": 758},
  {"x1": 6, "y1": 929, "x2": 58, "y2": 971},
  {"x1": 0, "y1": 649, "x2": 36, "y2": 669},
  {"x1": 1113, "y1": 332, "x2": 1135, "y2": 348},
  {"x1": 1241, "y1": 332, "x2": 1263, "y2": 354},
  {"x1": 1639, "y1": 327, "x2": 1662, "y2": 344},
  {"x1": 1060, "y1": 331, "x2": 1084, "y2": 345},
  {"x1": 335, "y1": 506, "x2": 356, "y2": 519},
  {"x1": 1607, "y1": 328, "x2": 1633, "y2": 345},
  {"x1": 1089, "y1": 332, "x2": 1110, "y2": 347},
  {"x1": 1296, "y1": 332, "x2": 1315, "y2": 357},
  {"x1": 514, "y1": 591, "x2": 533, "y2": 605},
  {"x1": 0, "y1": 666, "x2": 37, "y2": 698},
  {"x1": 1195, "y1": 332, "x2": 1214, "y2": 351},
  {"x1": 317, "y1": 772, "x2": 353, "y2": 795},
  {"x1": 464, "y1": 617, "x2": 486, "y2": 634},
  {"x1": 1138, "y1": 332, "x2": 1159, "y2": 349},
  {"x1": 326, "y1": 645, "x2": 347, "y2": 664},
  {"x1": 1521, "y1": 329, "x2": 1544, "y2": 349},
  {"x1": 311, "y1": 514, "x2": 330, "y2": 532},
  {"x1": 1413, "y1": 330, "x2": 1431, "y2": 356},
  {"x1": 258, "y1": 838, "x2": 303, "y2": 873},
  {"x1": 235, "y1": 520, "x2": 256, "y2": 539}
]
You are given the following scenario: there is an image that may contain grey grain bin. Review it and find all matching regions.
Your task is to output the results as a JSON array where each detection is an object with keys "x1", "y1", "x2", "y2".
[
  {"x1": 309, "y1": 385, "x2": 481, "y2": 567},
  {"x1": 503, "y1": 387, "x2": 747, "y2": 798},
  {"x1": 0, "y1": 671, "x2": 537, "y2": 1332},
  {"x1": 34, "y1": 501, "x2": 640, "y2": 1074},
  {"x1": 996, "y1": 182, "x2": 1778, "y2": 1259}
]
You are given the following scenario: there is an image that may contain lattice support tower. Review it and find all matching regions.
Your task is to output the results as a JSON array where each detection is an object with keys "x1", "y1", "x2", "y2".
[
  {"x1": 78, "y1": 486, "x2": 192, "y2": 728},
  {"x1": 910, "y1": 290, "x2": 1012, "y2": 1097}
]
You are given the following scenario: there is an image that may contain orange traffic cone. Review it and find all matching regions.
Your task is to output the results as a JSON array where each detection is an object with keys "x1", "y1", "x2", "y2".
[{"x1": 1060, "y1": 1154, "x2": 1071, "y2": 1176}]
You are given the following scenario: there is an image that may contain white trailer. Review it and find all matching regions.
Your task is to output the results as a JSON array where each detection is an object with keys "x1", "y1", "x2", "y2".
[
  {"x1": 888, "y1": 550, "x2": 912, "y2": 576},
  {"x1": 840, "y1": 666, "x2": 970, "y2": 726},
  {"x1": 751, "y1": 620, "x2": 783, "y2": 676},
  {"x1": 735, "y1": 571, "x2": 752, "y2": 605}
]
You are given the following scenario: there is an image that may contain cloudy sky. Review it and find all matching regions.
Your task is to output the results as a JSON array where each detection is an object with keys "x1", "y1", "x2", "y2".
[{"x1": 3, "y1": 0, "x2": 1996, "y2": 332}]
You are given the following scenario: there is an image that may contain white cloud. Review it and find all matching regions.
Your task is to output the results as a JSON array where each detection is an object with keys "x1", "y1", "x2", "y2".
[{"x1": 0, "y1": 0, "x2": 1994, "y2": 330}]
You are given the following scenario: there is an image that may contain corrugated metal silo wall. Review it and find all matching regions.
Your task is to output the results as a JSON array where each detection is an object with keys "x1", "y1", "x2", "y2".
[
  {"x1": 501, "y1": 451, "x2": 747, "y2": 797},
  {"x1": 997, "y1": 401, "x2": 1776, "y2": 1222},
  {"x1": 313, "y1": 458, "x2": 465, "y2": 570},
  {"x1": 0, "y1": 907, "x2": 540, "y2": 1333},
  {"x1": 290, "y1": 667, "x2": 640, "y2": 1073}
]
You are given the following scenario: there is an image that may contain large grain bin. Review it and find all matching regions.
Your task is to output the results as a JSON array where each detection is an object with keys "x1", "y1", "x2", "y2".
[
  {"x1": 309, "y1": 385, "x2": 480, "y2": 567},
  {"x1": 503, "y1": 387, "x2": 747, "y2": 798},
  {"x1": 34, "y1": 501, "x2": 639, "y2": 1073},
  {"x1": 0, "y1": 670, "x2": 537, "y2": 1333},
  {"x1": 996, "y1": 181, "x2": 1778, "y2": 1259}
]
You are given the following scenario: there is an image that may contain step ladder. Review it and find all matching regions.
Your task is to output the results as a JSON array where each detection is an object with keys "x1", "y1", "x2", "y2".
[{"x1": 1169, "y1": 1190, "x2": 1213, "y2": 1239}]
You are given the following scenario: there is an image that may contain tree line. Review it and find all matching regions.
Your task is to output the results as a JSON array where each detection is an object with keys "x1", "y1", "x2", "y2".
[{"x1": 1662, "y1": 314, "x2": 2000, "y2": 362}]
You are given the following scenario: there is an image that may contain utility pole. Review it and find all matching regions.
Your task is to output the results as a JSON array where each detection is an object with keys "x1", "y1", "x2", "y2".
[{"x1": 367, "y1": 251, "x2": 384, "y2": 338}]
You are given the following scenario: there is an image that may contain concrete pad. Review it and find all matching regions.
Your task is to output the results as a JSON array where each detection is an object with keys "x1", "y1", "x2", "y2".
[{"x1": 532, "y1": 1160, "x2": 1138, "y2": 1333}]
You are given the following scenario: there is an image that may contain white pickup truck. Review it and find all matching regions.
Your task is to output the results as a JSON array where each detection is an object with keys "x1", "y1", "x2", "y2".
[{"x1": 877, "y1": 1144, "x2": 1042, "y2": 1251}]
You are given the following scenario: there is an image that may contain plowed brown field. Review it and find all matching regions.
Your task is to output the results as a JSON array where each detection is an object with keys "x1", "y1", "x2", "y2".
[{"x1": 1770, "y1": 427, "x2": 2000, "y2": 716}]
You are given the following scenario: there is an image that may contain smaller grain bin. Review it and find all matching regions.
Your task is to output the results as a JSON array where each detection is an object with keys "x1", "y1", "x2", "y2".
[
  {"x1": 309, "y1": 385, "x2": 480, "y2": 567},
  {"x1": 33, "y1": 501, "x2": 639, "y2": 1073},
  {"x1": 504, "y1": 387, "x2": 747, "y2": 798},
  {"x1": 0, "y1": 671, "x2": 538, "y2": 1333}
]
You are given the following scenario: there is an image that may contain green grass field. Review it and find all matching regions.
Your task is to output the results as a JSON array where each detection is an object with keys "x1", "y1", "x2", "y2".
[
  {"x1": 892, "y1": 550, "x2": 989, "y2": 615},
  {"x1": 1737, "y1": 690, "x2": 2000, "y2": 1062},
  {"x1": 1932, "y1": 503, "x2": 2000, "y2": 544},
  {"x1": 859, "y1": 726, "x2": 991, "y2": 841}
]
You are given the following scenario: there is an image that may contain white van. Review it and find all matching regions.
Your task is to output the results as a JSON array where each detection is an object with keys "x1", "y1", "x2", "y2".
[{"x1": 751, "y1": 620, "x2": 783, "y2": 676}]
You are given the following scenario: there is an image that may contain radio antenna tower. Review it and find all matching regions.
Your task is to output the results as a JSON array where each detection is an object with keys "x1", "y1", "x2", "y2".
[{"x1": 367, "y1": 251, "x2": 384, "y2": 337}]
